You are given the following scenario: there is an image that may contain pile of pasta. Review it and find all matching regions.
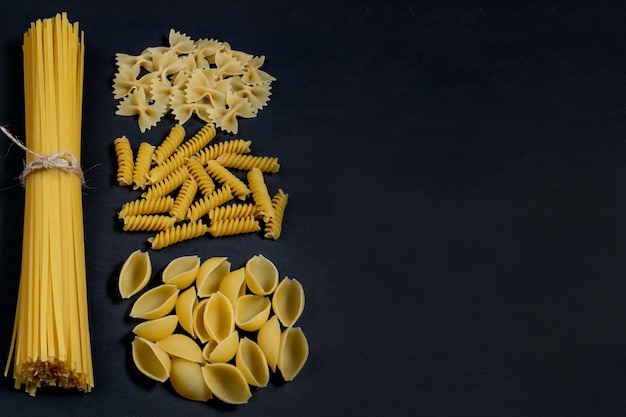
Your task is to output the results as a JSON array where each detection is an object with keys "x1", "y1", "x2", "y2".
[
  {"x1": 113, "y1": 29, "x2": 275, "y2": 133},
  {"x1": 114, "y1": 122, "x2": 288, "y2": 249},
  {"x1": 118, "y1": 251, "x2": 308, "y2": 404}
]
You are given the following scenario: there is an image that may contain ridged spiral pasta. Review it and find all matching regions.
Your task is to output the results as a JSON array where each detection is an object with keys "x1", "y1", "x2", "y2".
[
  {"x1": 207, "y1": 216, "x2": 260, "y2": 237},
  {"x1": 132, "y1": 141, "x2": 156, "y2": 190},
  {"x1": 148, "y1": 220, "x2": 210, "y2": 250},
  {"x1": 114, "y1": 135, "x2": 134, "y2": 186},
  {"x1": 216, "y1": 153, "x2": 279, "y2": 173},
  {"x1": 142, "y1": 165, "x2": 190, "y2": 199},
  {"x1": 247, "y1": 168, "x2": 274, "y2": 222},
  {"x1": 170, "y1": 177, "x2": 199, "y2": 221},
  {"x1": 208, "y1": 203, "x2": 256, "y2": 221},
  {"x1": 185, "y1": 157, "x2": 215, "y2": 195},
  {"x1": 194, "y1": 139, "x2": 251, "y2": 166},
  {"x1": 264, "y1": 189, "x2": 288, "y2": 240},
  {"x1": 187, "y1": 185, "x2": 234, "y2": 222},
  {"x1": 153, "y1": 124, "x2": 185, "y2": 164},
  {"x1": 122, "y1": 214, "x2": 177, "y2": 232},
  {"x1": 178, "y1": 123, "x2": 216, "y2": 158},
  {"x1": 206, "y1": 160, "x2": 250, "y2": 200},
  {"x1": 147, "y1": 150, "x2": 186, "y2": 185},
  {"x1": 118, "y1": 196, "x2": 176, "y2": 218}
]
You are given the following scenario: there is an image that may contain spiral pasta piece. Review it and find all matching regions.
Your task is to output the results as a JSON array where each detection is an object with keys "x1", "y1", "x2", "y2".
[
  {"x1": 206, "y1": 160, "x2": 250, "y2": 200},
  {"x1": 132, "y1": 141, "x2": 156, "y2": 190},
  {"x1": 177, "y1": 122, "x2": 216, "y2": 157},
  {"x1": 185, "y1": 157, "x2": 215, "y2": 195},
  {"x1": 208, "y1": 203, "x2": 256, "y2": 222},
  {"x1": 170, "y1": 177, "x2": 199, "y2": 221},
  {"x1": 122, "y1": 214, "x2": 177, "y2": 232},
  {"x1": 148, "y1": 220, "x2": 210, "y2": 250},
  {"x1": 247, "y1": 168, "x2": 274, "y2": 222},
  {"x1": 194, "y1": 139, "x2": 251, "y2": 166},
  {"x1": 118, "y1": 196, "x2": 175, "y2": 218},
  {"x1": 147, "y1": 150, "x2": 187, "y2": 185},
  {"x1": 264, "y1": 189, "x2": 289, "y2": 240},
  {"x1": 114, "y1": 135, "x2": 134, "y2": 186},
  {"x1": 142, "y1": 165, "x2": 190, "y2": 199},
  {"x1": 207, "y1": 216, "x2": 260, "y2": 238},
  {"x1": 153, "y1": 123, "x2": 186, "y2": 164},
  {"x1": 187, "y1": 185, "x2": 234, "y2": 222},
  {"x1": 216, "y1": 153, "x2": 280, "y2": 173}
]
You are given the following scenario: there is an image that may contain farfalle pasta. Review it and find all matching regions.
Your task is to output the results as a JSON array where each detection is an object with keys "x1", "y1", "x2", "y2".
[
  {"x1": 113, "y1": 29, "x2": 275, "y2": 133},
  {"x1": 120, "y1": 253, "x2": 308, "y2": 406}
]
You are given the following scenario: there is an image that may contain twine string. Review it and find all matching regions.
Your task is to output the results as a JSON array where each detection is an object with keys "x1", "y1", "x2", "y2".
[{"x1": 0, "y1": 125, "x2": 85, "y2": 185}]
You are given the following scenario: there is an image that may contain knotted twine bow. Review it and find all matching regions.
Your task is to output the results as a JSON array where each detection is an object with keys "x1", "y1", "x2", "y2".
[{"x1": 1, "y1": 125, "x2": 85, "y2": 185}]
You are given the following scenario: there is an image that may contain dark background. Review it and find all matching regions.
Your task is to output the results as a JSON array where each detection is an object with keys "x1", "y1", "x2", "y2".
[{"x1": 1, "y1": 1, "x2": 626, "y2": 416}]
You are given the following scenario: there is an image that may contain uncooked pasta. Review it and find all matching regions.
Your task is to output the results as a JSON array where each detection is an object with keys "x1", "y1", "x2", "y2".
[{"x1": 4, "y1": 13, "x2": 94, "y2": 396}]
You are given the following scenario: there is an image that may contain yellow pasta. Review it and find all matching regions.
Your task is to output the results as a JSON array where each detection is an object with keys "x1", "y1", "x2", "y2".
[
  {"x1": 170, "y1": 177, "x2": 198, "y2": 221},
  {"x1": 277, "y1": 327, "x2": 309, "y2": 382},
  {"x1": 264, "y1": 189, "x2": 288, "y2": 240},
  {"x1": 247, "y1": 168, "x2": 274, "y2": 222},
  {"x1": 203, "y1": 292, "x2": 235, "y2": 342},
  {"x1": 146, "y1": 149, "x2": 186, "y2": 185},
  {"x1": 178, "y1": 122, "x2": 216, "y2": 158},
  {"x1": 272, "y1": 277, "x2": 305, "y2": 327},
  {"x1": 156, "y1": 334, "x2": 205, "y2": 364},
  {"x1": 196, "y1": 256, "x2": 231, "y2": 298},
  {"x1": 208, "y1": 216, "x2": 260, "y2": 238},
  {"x1": 148, "y1": 220, "x2": 210, "y2": 250},
  {"x1": 216, "y1": 153, "x2": 279, "y2": 173},
  {"x1": 131, "y1": 336, "x2": 171, "y2": 383},
  {"x1": 162, "y1": 255, "x2": 200, "y2": 289},
  {"x1": 113, "y1": 135, "x2": 134, "y2": 186},
  {"x1": 142, "y1": 165, "x2": 190, "y2": 199},
  {"x1": 234, "y1": 294, "x2": 271, "y2": 332},
  {"x1": 209, "y1": 203, "x2": 257, "y2": 222},
  {"x1": 5, "y1": 13, "x2": 94, "y2": 396},
  {"x1": 194, "y1": 139, "x2": 251, "y2": 166},
  {"x1": 132, "y1": 141, "x2": 155, "y2": 189},
  {"x1": 187, "y1": 185, "x2": 234, "y2": 222},
  {"x1": 206, "y1": 160, "x2": 251, "y2": 199},
  {"x1": 203, "y1": 331, "x2": 239, "y2": 364},
  {"x1": 129, "y1": 284, "x2": 179, "y2": 320},
  {"x1": 116, "y1": 86, "x2": 167, "y2": 132},
  {"x1": 185, "y1": 157, "x2": 215, "y2": 195},
  {"x1": 118, "y1": 196, "x2": 175, "y2": 218},
  {"x1": 169, "y1": 358, "x2": 212, "y2": 402},
  {"x1": 122, "y1": 214, "x2": 177, "y2": 232},
  {"x1": 118, "y1": 249, "x2": 152, "y2": 299},
  {"x1": 175, "y1": 287, "x2": 197, "y2": 337},
  {"x1": 153, "y1": 124, "x2": 185, "y2": 164},
  {"x1": 236, "y1": 337, "x2": 269, "y2": 388},
  {"x1": 132, "y1": 315, "x2": 179, "y2": 342},
  {"x1": 245, "y1": 254, "x2": 279, "y2": 296},
  {"x1": 201, "y1": 363, "x2": 251, "y2": 405},
  {"x1": 257, "y1": 315, "x2": 281, "y2": 372}
]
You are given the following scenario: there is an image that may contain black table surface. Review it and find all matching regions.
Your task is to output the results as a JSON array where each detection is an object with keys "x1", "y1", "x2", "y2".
[{"x1": 1, "y1": 1, "x2": 626, "y2": 416}]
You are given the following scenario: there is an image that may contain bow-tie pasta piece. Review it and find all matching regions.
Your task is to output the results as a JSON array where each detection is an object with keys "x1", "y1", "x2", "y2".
[{"x1": 116, "y1": 86, "x2": 167, "y2": 133}]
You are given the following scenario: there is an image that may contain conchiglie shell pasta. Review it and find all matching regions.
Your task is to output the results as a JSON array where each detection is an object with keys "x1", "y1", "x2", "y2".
[
  {"x1": 203, "y1": 330, "x2": 239, "y2": 363},
  {"x1": 130, "y1": 284, "x2": 179, "y2": 319},
  {"x1": 204, "y1": 292, "x2": 235, "y2": 342},
  {"x1": 131, "y1": 336, "x2": 171, "y2": 382},
  {"x1": 218, "y1": 267, "x2": 246, "y2": 306},
  {"x1": 257, "y1": 315, "x2": 281, "y2": 372},
  {"x1": 196, "y1": 257, "x2": 231, "y2": 297},
  {"x1": 192, "y1": 298, "x2": 212, "y2": 343},
  {"x1": 162, "y1": 255, "x2": 201, "y2": 289},
  {"x1": 201, "y1": 363, "x2": 252, "y2": 405},
  {"x1": 272, "y1": 277, "x2": 305, "y2": 327},
  {"x1": 236, "y1": 337, "x2": 270, "y2": 388},
  {"x1": 132, "y1": 315, "x2": 179, "y2": 342},
  {"x1": 169, "y1": 357, "x2": 213, "y2": 402},
  {"x1": 278, "y1": 327, "x2": 309, "y2": 381},
  {"x1": 118, "y1": 249, "x2": 152, "y2": 299},
  {"x1": 245, "y1": 254, "x2": 278, "y2": 296},
  {"x1": 176, "y1": 286, "x2": 197, "y2": 337},
  {"x1": 156, "y1": 333, "x2": 205, "y2": 363},
  {"x1": 234, "y1": 294, "x2": 271, "y2": 332}
]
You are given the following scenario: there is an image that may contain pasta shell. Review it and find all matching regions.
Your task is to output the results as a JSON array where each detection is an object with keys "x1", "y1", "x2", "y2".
[
  {"x1": 257, "y1": 315, "x2": 281, "y2": 372},
  {"x1": 278, "y1": 327, "x2": 309, "y2": 381},
  {"x1": 272, "y1": 277, "x2": 305, "y2": 327},
  {"x1": 234, "y1": 294, "x2": 271, "y2": 332},
  {"x1": 131, "y1": 336, "x2": 171, "y2": 382},
  {"x1": 169, "y1": 357, "x2": 213, "y2": 402},
  {"x1": 203, "y1": 330, "x2": 239, "y2": 363},
  {"x1": 175, "y1": 286, "x2": 197, "y2": 337},
  {"x1": 162, "y1": 255, "x2": 200, "y2": 289},
  {"x1": 132, "y1": 315, "x2": 179, "y2": 342},
  {"x1": 236, "y1": 337, "x2": 269, "y2": 388},
  {"x1": 156, "y1": 333, "x2": 205, "y2": 364},
  {"x1": 118, "y1": 249, "x2": 152, "y2": 299},
  {"x1": 193, "y1": 298, "x2": 211, "y2": 343},
  {"x1": 196, "y1": 257, "x2": 231, "y2": 297},
  {"x1": 204, "y1": 292, "x2": 235, "y2": 342},
  {"x1": 219, "y1": 267, "x2": 246, "y2": 306},
  {"x1": 130, "y1": 284, "x2": 179, "y2": 319},
  {"x1": 245, "y1": 254, "x2": 278, "y2": 296},
  {"x1": 201, "y1": 363, "x2": 251, "y2": 405}
]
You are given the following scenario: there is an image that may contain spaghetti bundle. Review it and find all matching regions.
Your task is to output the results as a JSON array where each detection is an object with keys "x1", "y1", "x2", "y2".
[{"x1": 4, "y1": 13, "x2": 93, "y2": 395}]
